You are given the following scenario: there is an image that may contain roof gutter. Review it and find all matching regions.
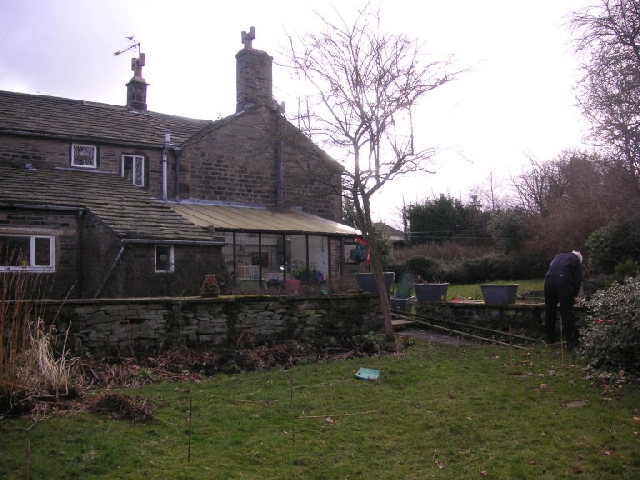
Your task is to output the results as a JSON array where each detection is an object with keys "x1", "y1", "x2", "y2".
[
  {"x1": 0, "y1": 202, "x2": 85, "y2": 212},
  {"x1": 120, "y1": 238, "x2": 226, "y2": 246},
  {"x1": 0, "y1": 128, "x2": 165, "y2": 150}
]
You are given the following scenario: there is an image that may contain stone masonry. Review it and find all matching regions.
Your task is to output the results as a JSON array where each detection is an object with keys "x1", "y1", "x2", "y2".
[{"x1": 37, "y1": 294, "x2": 384, "y2": 353}]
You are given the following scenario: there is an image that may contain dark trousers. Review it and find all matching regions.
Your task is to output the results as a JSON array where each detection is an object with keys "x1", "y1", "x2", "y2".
[{"x1": 544, "y1": 274, "x2": 577, "y2": 345}]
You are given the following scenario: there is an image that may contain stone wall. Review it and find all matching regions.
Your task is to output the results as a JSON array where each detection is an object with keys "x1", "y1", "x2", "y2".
[
  {"x1": 181, "y1": 106, "x2": 343, "y2": 222},
  {"x1": 412, "y1": 301, "x2": 587, "y2": 340},
  {"x1": 41, "y1": 294, "x2": 383, "y2": 353}
]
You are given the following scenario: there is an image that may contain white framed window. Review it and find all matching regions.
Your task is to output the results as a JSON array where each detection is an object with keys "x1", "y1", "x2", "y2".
[
  {"x1": 0, "y1": 234, "x2": 55, "y2": 272},
  {"x1": 71, "y1": 144, "x2": 97, "y2": 168},
  {"x1": 122, "y1": 154, "x2": 145, "y2": 187},
  {"x1": 155, "y1": 245, "x2": 174, "y2": 272}
]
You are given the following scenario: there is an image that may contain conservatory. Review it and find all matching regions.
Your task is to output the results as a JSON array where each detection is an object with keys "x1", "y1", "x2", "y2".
[{"x1": 170, "y1": 202, "x2": 361, "y2": 290}]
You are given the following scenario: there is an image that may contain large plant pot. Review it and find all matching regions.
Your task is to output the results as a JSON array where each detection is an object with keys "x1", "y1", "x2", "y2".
[
  {"x1": 414, "y1": 283, "x2": 449, "y2": 302},
  {"x1": 480, "y1": 284, "x2": 519, "y2": 305},
  {"x1": 355, "y1": 272, "x2": 395, "y2": 297},
  {"x1": 390, "y1": 296, "x2": 413, "y2": 312}
]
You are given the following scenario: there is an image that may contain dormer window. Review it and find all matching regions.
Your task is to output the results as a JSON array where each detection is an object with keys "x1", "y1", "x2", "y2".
[
  {"x1": 122, "y1": 154, "x2": 145, "y2": 187},
  {"x1": 71, "y1": 144, "x2": 97, "y2": 168},
  {"x1": 155, "y1": 245, "x2": 174, "y2": 272}
]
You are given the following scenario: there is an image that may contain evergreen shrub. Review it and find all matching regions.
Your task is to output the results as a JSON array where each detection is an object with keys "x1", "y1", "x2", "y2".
[
  {"x1": 405, "y1": 256, "x2": 444, "y2": 282},
  {"x1": 577, "y1": 277, "x2": 640, "y2": 374}
]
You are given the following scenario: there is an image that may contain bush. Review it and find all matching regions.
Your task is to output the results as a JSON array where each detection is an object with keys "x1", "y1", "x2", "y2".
[
  {"x1": 608, "y1": 259, "x2": 640, "y2": 287},
  {"x1": 440, "y1": 253, "x2": 518, "y2": 284},
  {"x1": 404, "y1": 256, "x2": 444, "y2": 282},
  {"x1": 586, "y1": 219, "x2": 640, "y2": 275},
  {"x1": 577, "y1": 277, "x2": 640, "y2": 374}
]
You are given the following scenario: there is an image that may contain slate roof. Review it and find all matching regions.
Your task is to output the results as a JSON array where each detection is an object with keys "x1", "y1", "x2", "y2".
[
  {"x1": 0, "y1": 163, "x2": 223, "y2": 244},
  {"x1": 0, "y1": 90, "x2": 214, "y2": 147},
  {"x1": 171, "y1": 202, "x2": 361, "y2": 236}
]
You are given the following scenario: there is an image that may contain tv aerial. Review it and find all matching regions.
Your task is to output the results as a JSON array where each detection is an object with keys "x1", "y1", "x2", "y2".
[{"x1": 113, "y1": 36, "x2": 141, "y2": 56}]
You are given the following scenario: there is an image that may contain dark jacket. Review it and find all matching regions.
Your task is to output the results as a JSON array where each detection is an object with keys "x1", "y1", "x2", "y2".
[{"x1": 545, "y1": 253, "x2": 583, "y2": 296}]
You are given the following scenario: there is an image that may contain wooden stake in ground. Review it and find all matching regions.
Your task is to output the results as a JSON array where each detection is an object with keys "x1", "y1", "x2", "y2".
[
  {"x1": 289, "y1": 357, "x2": 295, "y2": 446},
  {"x1": 25, "y1": 438, "x2": 30, "y2": 480},
  {"x1": 188, "y1": 390, "x2": 192, "y2": 462}
]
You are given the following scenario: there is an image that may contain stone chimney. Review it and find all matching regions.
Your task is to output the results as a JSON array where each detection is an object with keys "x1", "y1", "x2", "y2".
[
  {"x1": 236, "y1": 27, "x2": 274, "y2": 113},
  {"x1": 126, "y1": 53, "x2": 148, "y2": 110}
]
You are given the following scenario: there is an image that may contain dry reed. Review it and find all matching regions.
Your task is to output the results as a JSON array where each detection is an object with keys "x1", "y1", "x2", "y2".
[{"x1": 1, "y1": 269, "x2": 83, "y2": 413}]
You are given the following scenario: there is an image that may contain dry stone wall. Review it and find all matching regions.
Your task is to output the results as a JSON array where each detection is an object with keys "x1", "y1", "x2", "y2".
[{"x1": 42, "y1": 294, "x2": 383, "y2": 353}]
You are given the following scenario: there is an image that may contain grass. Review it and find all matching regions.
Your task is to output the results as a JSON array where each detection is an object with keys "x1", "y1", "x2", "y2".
[{"x1": 1, "y1": 339, "x2": 639, "y2": 479}]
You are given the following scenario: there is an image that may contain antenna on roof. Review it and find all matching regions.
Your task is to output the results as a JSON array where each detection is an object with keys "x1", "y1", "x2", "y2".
[{"x1": 113, "y1": 36, "x2": 141, "y2": 56}]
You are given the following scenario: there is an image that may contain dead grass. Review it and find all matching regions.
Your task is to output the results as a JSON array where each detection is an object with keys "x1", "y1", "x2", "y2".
[
  {"x1": 88, "y1": 393, "x2": 154, "y2": 423},
  {"x1": 0, "y1": 271, "x2": 84, "y2": 415},
  {"x1": 393, "y1": 242, "x2": 494, "y2": 262}
]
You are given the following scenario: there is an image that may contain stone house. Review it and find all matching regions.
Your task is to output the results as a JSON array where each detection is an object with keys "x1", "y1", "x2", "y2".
[{"x1": 0, "y1": 28, "x2": 359, "y2": 299}]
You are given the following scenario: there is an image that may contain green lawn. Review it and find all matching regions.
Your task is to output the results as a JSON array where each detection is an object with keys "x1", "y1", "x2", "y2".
[{"x1": 1, "y1": 339, "x2": 638, "y2": 479}]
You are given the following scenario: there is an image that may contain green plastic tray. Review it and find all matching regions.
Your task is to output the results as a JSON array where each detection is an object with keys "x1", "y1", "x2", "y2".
[{"x1": 354, "y1": 367, "x2": 380, "y2": 380}]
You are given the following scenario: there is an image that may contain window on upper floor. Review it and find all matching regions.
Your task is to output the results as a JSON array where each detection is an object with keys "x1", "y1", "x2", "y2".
[
  {"x1": 71, "y1": 144, "x2": 97, "y2": 168},
  {"x1": 155, "y1": 245, "x2": 174, "y2": 273},
  {"x1": 0, "y1": 234, "x2": 55, "y2": 272},
  {"x1": 122, "y1": 154, "x2": 145, "y2": 187}
]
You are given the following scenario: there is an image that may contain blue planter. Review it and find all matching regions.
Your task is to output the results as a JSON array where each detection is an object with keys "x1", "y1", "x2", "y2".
[
  {"x1": 390, "y1": 296, "x2": 413, "y2": 312},
  {"x1": 355, "y1": 272, "x2": 395, "y2": 297},
  {"x1": 480, "y1": 284, "x2": 519, "y2": 305},
  {"x1": 414, "y1": 283, "x2": 449, "y2": 302}
]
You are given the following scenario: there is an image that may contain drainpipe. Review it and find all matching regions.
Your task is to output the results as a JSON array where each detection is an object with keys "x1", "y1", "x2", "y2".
[
  {"x1": 162, "y1": 131, "x2": 170, "y2": 201},
  {"x1": 173, "y1": 145, "x2": 182, "y2": 202},
  {"x1": 274, "y1": 104, "x2": 284, "y2": 208},
  {"x1": 95, "y1": 242, "x2": 126, "y2": 298}
]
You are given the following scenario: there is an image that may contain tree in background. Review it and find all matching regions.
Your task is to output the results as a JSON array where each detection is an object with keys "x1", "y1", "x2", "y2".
[
  {"x1": 404, "y1": 195, "x2": 462, "y2": 245},
  {"x1": 341, "y1": 197, "x2": 359, "y2": 229},
  {"x1": 487, "y1": 208, "x2": 528, "y2": 255},
  {"x1": 571, "y1": 0, "x2": 640, "y2": 182},
  {"x1": 404, "y1": 194, "x2": 490, "y2": 247},
  {"x1": 284, "y1": 4, "x2": 458, "y2": 340},
  {"x1": 469, "y1": 172, "x2": 511, "y2": 213},
  {"x1": 511, "y1": 156, "x2": 568, "y2": 217},
  {"x1": 512, "y1": 150, "x2": 640, "y2": 272}
]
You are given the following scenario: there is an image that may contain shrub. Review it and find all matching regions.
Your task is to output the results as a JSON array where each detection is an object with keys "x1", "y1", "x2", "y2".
[
  {"x1": 586, "y1": 219, "x2": 640, "y2": 275},
  {"x1": 199, "y1": 274, "x2": 220, "y2": 297},
  {"x1": 577, "y1": 277, "x2": 640, "y2": 374},
  {"x1": 404, "y1": 256, "x2": 444, "y2": 282},
  {"x1": 440, "y1": 253, "x2": 518, "y2": 284},
  {"x1": 608, "y1": 259, "x2": 640, "y2": 286}
]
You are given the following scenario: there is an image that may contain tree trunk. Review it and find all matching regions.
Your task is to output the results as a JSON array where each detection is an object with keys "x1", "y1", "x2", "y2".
[{"x1": 367, "y1": 230, "x2": 395, "y2": 342}]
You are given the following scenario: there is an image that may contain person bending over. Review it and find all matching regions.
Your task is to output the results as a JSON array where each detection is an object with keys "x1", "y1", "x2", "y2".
[{"x1": 544, "y1": 250, "x2": 583, "y2": 349}]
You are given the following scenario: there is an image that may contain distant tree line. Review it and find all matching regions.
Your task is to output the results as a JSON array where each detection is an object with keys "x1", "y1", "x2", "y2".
[{"x1": 359, "y1": 147, "x2": 639, "y2": 284}]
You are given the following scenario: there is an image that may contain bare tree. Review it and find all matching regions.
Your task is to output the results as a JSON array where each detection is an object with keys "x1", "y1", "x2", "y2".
[
  {"x1": 571, "y1": 0, "x2": 640, "y2": 181},
  {"x1": 470, "y1": 171, "x2": 511, "y2": 212},
  {"x1": 283, "y1": 4, "x2": 457, "y2": 340},
  {"x1": 511, "y1": 156, "x2": 568, "y2": 216}
]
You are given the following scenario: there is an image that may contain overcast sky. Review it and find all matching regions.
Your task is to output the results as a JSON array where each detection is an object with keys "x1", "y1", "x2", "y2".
[{"x1": 0, "y1": 0, "x2": 594, "y2": 227}]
